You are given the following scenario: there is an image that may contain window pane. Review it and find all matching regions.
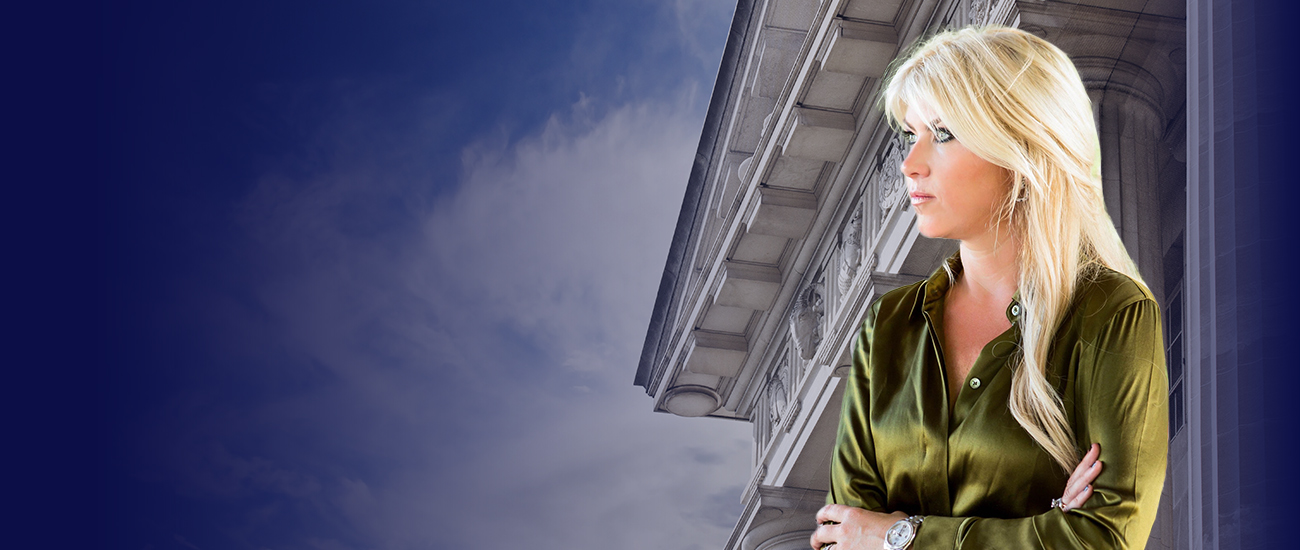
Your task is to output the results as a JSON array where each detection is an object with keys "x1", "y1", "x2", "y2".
[
  {"x1": 1169, "y1": 379, "x2": 1185, "y2": 439},
  {"x1": 1168, "y1": 333, "x2": 1184, "y2": 384}
]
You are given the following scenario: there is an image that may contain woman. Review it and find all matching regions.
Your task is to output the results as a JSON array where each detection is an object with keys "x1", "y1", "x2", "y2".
[{"x1": 809, "y1": 26, "x2": 1167, "y2": 549}]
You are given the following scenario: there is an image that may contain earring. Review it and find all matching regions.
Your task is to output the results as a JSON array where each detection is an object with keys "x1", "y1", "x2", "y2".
[{"x1": 1014, "y1": 185, "x2": 1028, "y2": 202}]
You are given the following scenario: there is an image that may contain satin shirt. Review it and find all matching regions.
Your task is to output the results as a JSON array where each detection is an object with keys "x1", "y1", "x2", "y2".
[{"x1": 828, "y1": 255, "x2": 1168, "y2": 548}]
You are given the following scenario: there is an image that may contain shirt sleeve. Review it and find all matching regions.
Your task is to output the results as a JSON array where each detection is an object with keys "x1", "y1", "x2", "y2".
[
  {"x1": 827, "y1": 303, "x2": 889, "y2": 511},
  {"x1": 912, "y1": 298, "x2": 1169, "y2": 549}
]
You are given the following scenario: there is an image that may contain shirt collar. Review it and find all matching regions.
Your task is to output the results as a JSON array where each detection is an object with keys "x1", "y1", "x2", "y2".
[{"x1": 911, "y1": 250, "x2": 1023, "y2": 324}]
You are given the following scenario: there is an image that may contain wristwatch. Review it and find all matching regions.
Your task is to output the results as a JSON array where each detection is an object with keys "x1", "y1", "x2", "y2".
[{"x1": 883, "y1": 516, "x2": 924, "y2": 550}]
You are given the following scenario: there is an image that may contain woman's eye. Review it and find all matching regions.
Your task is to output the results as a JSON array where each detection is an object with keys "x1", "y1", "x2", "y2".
[
  {"x1": 901, "y1": 130, "x2": 918, "y2": 144},
  {"x1": 934, "y1": 127, "x2": 955, "y2": 143}
]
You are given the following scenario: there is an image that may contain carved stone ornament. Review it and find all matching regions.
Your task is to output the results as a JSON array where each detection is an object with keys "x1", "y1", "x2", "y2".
[
  {"x1": 838, "y1": 208, "x2": 863, "y2": 296},
  {"x1": 969, "y1": 0, "x2": 990, "y2": 24},
  {"x1": 790, "y1": 284, "x2": 825, "y2": 361},
  {"x1": 877, "y1": 136, "x2": 907, "y2": 217},
  {"x1": 767, "y1": 368, "x2": 788, "y2": 428}
]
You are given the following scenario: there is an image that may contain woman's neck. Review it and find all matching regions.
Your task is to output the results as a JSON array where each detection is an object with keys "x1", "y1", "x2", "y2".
[{"x1": 956, "y1": 235, "x2": 1020, "y2": 305}]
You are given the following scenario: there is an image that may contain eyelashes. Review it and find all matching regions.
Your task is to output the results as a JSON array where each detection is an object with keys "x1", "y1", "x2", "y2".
[{"x1": 901, "y1": 127, "x2": 956, "y2": 144}]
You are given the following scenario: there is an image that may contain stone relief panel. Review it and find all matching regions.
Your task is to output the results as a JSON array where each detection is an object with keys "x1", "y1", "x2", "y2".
[
  {"x1": 761, "y1": 352, "x2": 793, "y2": 447},
  {"x1": 790, "y1": 282, "x2": 825, "y2": 362},
  {"x1": 767, "y1": 363, "x2": 788, "y2": 427},
  {"x1": 970, "y1": 0, "x2": 1018, "y2": 26},
  {"x1": 877, "y1": 135, "x2": 907, "y2": 220},
  {"x1": 969, "y1": 0, "x2": 990, "y2": 23},
  {"x1": 837, "y1": 206, "x2": 863, "y2": 297}
]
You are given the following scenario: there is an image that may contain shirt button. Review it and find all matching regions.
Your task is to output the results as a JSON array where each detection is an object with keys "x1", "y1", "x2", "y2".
[
  {"x1": 1011, "y1": 304, "x2": 1021, "y2": 316},
  {"x1": 970, "y1": 378, "x2": 981, "y2": 389}
]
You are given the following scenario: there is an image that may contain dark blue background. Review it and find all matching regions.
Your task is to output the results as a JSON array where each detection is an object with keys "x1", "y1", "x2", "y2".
[
  {"x1": 1254, "y1": 0, "x2": 1300, "y2": 546},
  {"x1": 12, "y1": 1, "x2": 737, "y2": 547},
  {"x1": 7, "y1": 0, "x2": 1299, "y2": 547}
]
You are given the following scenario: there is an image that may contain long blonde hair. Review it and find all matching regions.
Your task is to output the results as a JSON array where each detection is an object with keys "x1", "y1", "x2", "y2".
[{"x1": 882, "y1": 26, "x2": 1143, "y2": 473}]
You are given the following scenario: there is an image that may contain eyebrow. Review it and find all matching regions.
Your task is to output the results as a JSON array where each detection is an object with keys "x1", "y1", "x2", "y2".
[{"x1": 902, "y1": 118, "x2": 944, "y2": 132}]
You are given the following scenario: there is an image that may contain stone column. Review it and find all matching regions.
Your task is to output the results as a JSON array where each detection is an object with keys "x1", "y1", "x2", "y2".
[
  {"x1": 737, "y1": 486, "x2": 826, "y2": 550},
  {"x1": 1185, "y1": 0, "x2": 1271, "y2": 547},
  {"x1": 1097, "y1": 91, "x2": 1166, "y2": 302}
]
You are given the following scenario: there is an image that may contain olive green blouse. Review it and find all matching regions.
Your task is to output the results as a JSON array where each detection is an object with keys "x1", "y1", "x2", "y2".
[{"x1": 828, "y1": 254, "x2": 1168, "y2": 548}]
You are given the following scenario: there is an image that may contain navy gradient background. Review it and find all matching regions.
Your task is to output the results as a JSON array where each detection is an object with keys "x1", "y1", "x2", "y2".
[
  {"x1": 6, "y1": 0, "x2": 1300, "y2": 547},
  {"x1": 1254, "y1": 0, "x2": 1300, "y2": 546}
]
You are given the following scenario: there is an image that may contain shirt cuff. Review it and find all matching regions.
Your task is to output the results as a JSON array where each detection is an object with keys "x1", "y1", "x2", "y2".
[{"x1": 911, "y1": 515, "x2": 970, "y2": 549}]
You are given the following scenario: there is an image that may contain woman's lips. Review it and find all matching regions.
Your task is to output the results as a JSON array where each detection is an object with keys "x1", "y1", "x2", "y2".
[{"x1": 909, "y1": 192, "x2": 934, "y2": 205}]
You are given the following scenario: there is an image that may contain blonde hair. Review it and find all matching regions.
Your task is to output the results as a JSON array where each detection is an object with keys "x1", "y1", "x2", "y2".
[{"x1": 882, "y1": 26, "x2": 1143, "y2": 473}]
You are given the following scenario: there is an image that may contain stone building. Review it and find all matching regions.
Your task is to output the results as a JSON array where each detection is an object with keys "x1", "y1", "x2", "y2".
[{"x1": 636, "y1": 0, "x2": 1264, "y2": 548}]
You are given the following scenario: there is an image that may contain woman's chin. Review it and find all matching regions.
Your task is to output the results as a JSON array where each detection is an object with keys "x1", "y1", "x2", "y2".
[{"x1": 914, "y1": 221, "x2": 947, "y2": 240}]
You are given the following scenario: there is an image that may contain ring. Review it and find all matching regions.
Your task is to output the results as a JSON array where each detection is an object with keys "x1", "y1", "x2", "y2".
[{"x1": 1051, "y1": 498, "x2": 1067, "y2": 511}]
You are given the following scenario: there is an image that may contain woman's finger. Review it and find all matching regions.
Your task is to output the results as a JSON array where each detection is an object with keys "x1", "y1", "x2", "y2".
[
  {"x1": 1066, "y1": 444, "x2": 1100, "y2": 486},
  {"x1": 808, "y1": 521, "x2": 842, "y2": 549},
  {"x1": 1061, "y1": 460, "x2": 1103, "y2": 511},
  {"x1": 815, "y1": 504, "x2": 846, "y2": 525},
  {"x1": 1072, "y1": 460, "x2": 1103, "y2": 498},
  {"x1": 1066, "y1": 459, "x2": 1102, "y2": 498},
  {"x1": 1063, "y1": 463, "x2": 1098, "y2": 507},
  {"x1": 1069, "y1": 443, "x2": 1100, "y2": 480},
  {"x1": 1063, "y1": 444, "x2": 1102, "y2": 500},
  {"x1": 1065, "y1": 483, "x2": 1093, "y2": 511}
]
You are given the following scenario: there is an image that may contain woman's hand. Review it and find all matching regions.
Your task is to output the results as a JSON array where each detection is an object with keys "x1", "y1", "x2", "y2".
[
  {"x1": 1056, "y1": 442, "x2": 1103, "y2": 512},
  {"x1": 809, "y1": 504, "x2": 906, "y2": 550}
]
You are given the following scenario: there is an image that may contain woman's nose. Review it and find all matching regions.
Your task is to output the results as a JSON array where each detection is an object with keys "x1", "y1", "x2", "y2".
[{"x1": 900, "y1": 142, "x2": 928, "y2": 179}]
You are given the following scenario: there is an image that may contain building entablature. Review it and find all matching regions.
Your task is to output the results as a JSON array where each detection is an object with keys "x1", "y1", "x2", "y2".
[{"x1": 637, "y1": 0, "x2": 941, "y2": 424}]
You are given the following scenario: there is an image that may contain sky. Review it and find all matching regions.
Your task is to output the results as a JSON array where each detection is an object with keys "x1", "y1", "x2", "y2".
[
  {"x1": 36, "y1": 1, "x2": 1295, "y2": 548},
  {"x1": 87, "y1": 1, "x2": 755, "y2": 548}
]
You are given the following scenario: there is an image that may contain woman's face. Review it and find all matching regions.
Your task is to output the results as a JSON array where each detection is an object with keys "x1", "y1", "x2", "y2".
[{"x1": 899, "y1": 107, "x2": 1013, "y2": 245}]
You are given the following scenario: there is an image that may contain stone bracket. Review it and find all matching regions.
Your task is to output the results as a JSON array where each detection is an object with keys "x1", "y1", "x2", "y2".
[
  {"x1": 763, "y1": 156, "x2": 824, "y2": 190},
  {"x1": 822, "y1": 20, "x2": 898, "y2": 77},
  {"x1": 685, "y1": 329, "x2": 749, "y2": 377},
  {"x1": 781, "y1": 107, "x2": 856, "y2": 162},
  {"x1": 840, "y1": 0, "x2": 906, "y2": 23},
  {"x1": 716, "y1": 261, "x2": 783, "y2": 310},
  {"x1": 745, "y1": 187, "x2": 818, "y2": 240}
]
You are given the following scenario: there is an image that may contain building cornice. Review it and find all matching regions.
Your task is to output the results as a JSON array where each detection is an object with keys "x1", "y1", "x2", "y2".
[{"x1": 636, "y1": 0, "x2": 758, "y2": 391}]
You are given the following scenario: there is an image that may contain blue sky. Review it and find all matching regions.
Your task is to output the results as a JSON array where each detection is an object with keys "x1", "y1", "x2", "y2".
[
  {"x1": 49, "y1": 1, "x2": 1300, "y2": 548},
  {"x1": 5, "y1": 2, "x2": 1284, "y2": 548},
  {"x1": 94, "y1": 1, "x2": 753, "y2": 548}
]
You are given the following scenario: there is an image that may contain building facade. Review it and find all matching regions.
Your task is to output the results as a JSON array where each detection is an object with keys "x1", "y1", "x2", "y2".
[{"x1": 636, "y1": 0, "x2": 1265, "y2": 548}]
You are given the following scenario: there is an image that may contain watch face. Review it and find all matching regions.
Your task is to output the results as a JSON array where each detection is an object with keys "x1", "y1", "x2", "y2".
[{"x1": 885, "y1": 521, "x2": 914, "y2": 547}]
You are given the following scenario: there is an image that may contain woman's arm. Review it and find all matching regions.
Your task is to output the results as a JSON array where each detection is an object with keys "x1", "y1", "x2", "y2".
[
  {"x1": 812, "y1": 448, "x2": 1102, "y2": 550},
  {"x1": 827, "y1": 304, "x2": 889, "y2": 511},
  {"x1": 910, "y1": 299, "x2": 1168, "y2": 548}
]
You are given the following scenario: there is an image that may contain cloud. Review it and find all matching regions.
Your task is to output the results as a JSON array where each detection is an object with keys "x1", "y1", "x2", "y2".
[
  {"x1": 370, "y1": 90, "x2": 753, "y2": 549},
  {"x1": 673, "y1": 0, "x2": 737, "y2": 69},
  {"x1": 417, "y1": 92, "x2": 699, "y2": 378},
  {"x1": 146, "y1": 89, "x2": 752, "y2": 550}
]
